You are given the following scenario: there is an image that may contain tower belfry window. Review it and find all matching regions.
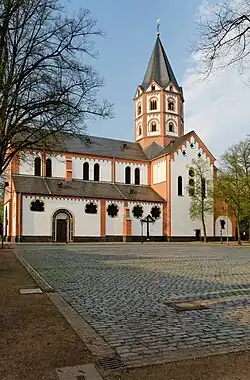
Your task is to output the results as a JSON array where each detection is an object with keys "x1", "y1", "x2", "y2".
[
  {"x1": 137, "y1": 103, "x2": 142, "y2": 115},
  {"x1": 168, "y1": 122, "x2": 174, "y2": 133},
  {"x1": 168, "y1": 99, "x2": 175, "y2": 111},
  {"x1": 151, "y1": 84, "x2": 155, "y2": 91},
  {"x1": 151, "y1": 122, "x2": 157, "y2": 132},
  {"x1": 150, "y1": 99, "x2": 157, "y2": 110}
]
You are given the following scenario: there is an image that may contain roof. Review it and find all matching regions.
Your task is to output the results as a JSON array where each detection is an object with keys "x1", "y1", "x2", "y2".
[
  {"x1": 141, "y1": 36, "x2": 182, "y2": 93},
  {"x1": 12, "y1": 175, "x2": 164, "y2": 203},
  {"x1": 154, "y1": 131, "x2": 194, "y2": 158},
  {"x1": 62, "y1": 134, "x2": 148, "y2": 160}
]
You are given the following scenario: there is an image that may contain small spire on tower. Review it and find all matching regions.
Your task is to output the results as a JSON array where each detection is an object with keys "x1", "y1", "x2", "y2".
[{"x1": 157, "y1": 19, "x2": 160, "y2": 36}]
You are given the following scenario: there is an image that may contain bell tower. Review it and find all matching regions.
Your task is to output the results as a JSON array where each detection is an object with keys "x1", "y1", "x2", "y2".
[{"x1": 134, "y1": 25, "x2": 184, "y2": 151}]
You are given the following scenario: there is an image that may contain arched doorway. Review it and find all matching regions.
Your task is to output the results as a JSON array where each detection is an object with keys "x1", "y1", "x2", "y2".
[{"x1": 52, "y1": 209, "x2": 73, "y2": 243}]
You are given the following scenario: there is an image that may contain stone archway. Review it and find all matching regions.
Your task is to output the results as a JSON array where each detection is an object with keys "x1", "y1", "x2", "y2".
[{"x1": 52, "y1": 209, "x2": 74, "y2": 243}]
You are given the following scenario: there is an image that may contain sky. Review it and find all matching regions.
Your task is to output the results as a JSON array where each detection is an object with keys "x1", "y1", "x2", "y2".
[{"x1": 62, "y1": 0, "x2": 250, "y2": 158}]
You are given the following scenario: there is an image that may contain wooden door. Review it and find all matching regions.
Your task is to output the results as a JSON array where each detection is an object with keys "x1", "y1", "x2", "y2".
[{"x1": 56, "y1": 219, "x2": 67, "y2": 242}]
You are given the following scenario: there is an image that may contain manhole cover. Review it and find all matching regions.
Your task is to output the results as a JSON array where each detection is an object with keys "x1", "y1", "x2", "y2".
[{"x1": 97, "y1": 356, "x2": 125, "y2": 371}]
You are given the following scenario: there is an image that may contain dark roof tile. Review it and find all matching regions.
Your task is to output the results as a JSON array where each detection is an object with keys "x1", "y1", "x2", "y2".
[{"x1": 12, "y1": 175, "x2": 164, "y2": 203}]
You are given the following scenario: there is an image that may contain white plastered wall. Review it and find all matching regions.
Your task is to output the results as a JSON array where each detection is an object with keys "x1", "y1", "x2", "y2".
[
  {"x1": 116, "y1": 162, "x2": 148, "y2": 185},
  {"x1": 215, "y1": 216, "x2": 233, "y2": 237},
  {"x1": 153, "y1": 160, "x2": 166, "y2": 184},
  {"x1": 106, "y1": 201, "x2": 124, "y2": 236},
  {"x1": 171, "y1": 135, "x2": 214, "y2": 237},
  {"x1": 22, "y1": 197, "x2": 100, "y2": 237},
  {"x1": 72, "y1": 157, "x2": 111, "y2": 182},
  {"x1": 128, "y1": 202, "x2": 163, "y2": 236}
]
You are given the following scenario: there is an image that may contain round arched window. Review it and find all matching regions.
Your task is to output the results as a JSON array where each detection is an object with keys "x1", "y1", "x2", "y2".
[{"x1": 151, "y1": 122, "x2": 157, "y2": 132}]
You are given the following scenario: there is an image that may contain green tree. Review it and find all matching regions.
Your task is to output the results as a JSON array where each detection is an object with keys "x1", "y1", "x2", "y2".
[
  {"x1": 187, "y1": 158, "x2": 214, "y2": 243},
  {"x1": 216, "y1": 137, "x2": 250, "y2": 244},
  {"x1": 0, "y1": 0, "x2": 112, "y2": 176}
]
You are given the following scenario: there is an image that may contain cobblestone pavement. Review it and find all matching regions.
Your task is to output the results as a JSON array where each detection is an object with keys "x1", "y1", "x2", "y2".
[{"x1": 17, "y1": 243, "x2": 250, "y2": 366}]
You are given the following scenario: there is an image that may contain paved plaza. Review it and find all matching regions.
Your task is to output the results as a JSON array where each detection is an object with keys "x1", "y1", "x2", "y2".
[{"x1": 17, "y1": 243, "x2": 250, "y2": 367}]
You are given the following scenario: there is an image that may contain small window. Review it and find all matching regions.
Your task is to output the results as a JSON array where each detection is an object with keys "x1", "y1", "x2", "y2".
[
  {"x1": 30, "y1": 199, "x2": 45, "y2": 212},
  {"x1": 189, "y1": 169, "x2": 195, "y2": 177},
  {"x1": 178, "y1": 176, "x2": 183, "y2": 196},
  {"x1": 169, "y1": 85, "x2": 173, "y2": 92},
  {"x1": 189, "y1": 178, "x2": 195, "y2": 186},
  {"x1": 107, "y1": 203, "x2": 119, "y2": 218},
  {"x1": 151, "y1": 122, "x2": 157, "y2": 132},
  {"x1": 125, "y1": 166, "x2": 131, "y2": 184},
  {"x1": 182, "y1": 150, "x2": 187, "y2": 156},
  {"x1": 168, "y1": 100, "x2": 175, "y2": 111},
  {"x1": 138, "y1": 125, "x2": 142, "y2": 136},
  {"x1": 137, "y1": 103, "x2": 142, "y2": 115},
  {"x1": 151, "y1": 84, "x2": 155, "y2": 91},
  {"x1": 202, "y1": 177, "x2": 206, "y2": 199},
  {"x1": 85, "y1": 202, "x2": 98, "y2": 214},
  {"x1": 198, "y1": 152, "x2": 202, "y2": 158},
  {"x1": 83, "y1": 162, "x2": 89, "y2": 180},
  {"x1": 94, "y1": 163, "x2": 100, "y2": 181},
  {"x1": 169, "y1": 122, "x2": 174, "y2": 132},
  {"x1": 151, "y1": 206, "x2": 161, "y2": 220},
  {"x1": 34, "y1": 157, "x2": 41, "y2": 176},
  {"x1": 135, "y1": 168, "x2": 140, "y2": 185},
  {"x1": 150, "y1": 99, "x2": 157, "y2": 110},
  {"x1": 45, "y1": 158, "x2": 52, "y2": 177},
  {"x1": 189, "y1": 188, "x2": 195, "y2": 197},
  {"x1": 132, "y1": 205, "x2": 143, "y2": 219}
]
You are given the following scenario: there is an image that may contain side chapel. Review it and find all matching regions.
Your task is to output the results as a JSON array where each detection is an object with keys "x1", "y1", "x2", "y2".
[{"x1": 3, "y1": 31, "x2": 234, "y2": 242}]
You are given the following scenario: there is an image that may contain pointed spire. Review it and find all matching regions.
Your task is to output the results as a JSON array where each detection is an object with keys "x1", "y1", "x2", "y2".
[{"x1": 141, "y1": 35, "x2": 182, "y2": 93}]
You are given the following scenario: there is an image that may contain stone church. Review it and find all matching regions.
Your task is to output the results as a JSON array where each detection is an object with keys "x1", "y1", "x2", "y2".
[{"x1": 3, "y1": 32, "x2": 234, "y2": 242}]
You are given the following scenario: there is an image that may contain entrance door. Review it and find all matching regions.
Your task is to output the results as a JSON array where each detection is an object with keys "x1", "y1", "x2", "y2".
[
  {"x1": 56, "y1": 219, "x2": 67, "y2": 242},
  {"x1": 195, "y1": 229, "x2": 201, "y2": 241}
]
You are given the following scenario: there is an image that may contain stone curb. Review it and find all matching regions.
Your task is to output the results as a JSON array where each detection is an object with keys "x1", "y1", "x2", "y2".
[
  {"x1": 47, "y1": 292, "x2": 115, "y2": 359},
  {"x1": 11, "y1": 245, "x2": 54, "y2": 293}
]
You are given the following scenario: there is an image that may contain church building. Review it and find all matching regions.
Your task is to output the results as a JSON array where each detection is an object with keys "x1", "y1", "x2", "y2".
[{"x1": 3, "y1": 32, "x2": 234, "y2": 242}]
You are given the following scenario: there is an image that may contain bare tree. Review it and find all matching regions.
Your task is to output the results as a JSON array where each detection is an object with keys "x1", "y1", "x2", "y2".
[
  {"x1": 192, "y1": 0, "x2": 250, "y2": 78},
  {"x1": 0, "y1": 0, "x2": 112, "y2": 176},
  {"x1": 187, "y1": 158, "x2": 214, "y2": 243}
]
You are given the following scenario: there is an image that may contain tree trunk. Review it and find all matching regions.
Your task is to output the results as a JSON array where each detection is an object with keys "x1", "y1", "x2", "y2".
[
  {"x1": 236, "y1": 214, "x2": 242, "y2": 245},
  {"x1": 201, "y1": 211, "x2": 207, "y2": 243}
]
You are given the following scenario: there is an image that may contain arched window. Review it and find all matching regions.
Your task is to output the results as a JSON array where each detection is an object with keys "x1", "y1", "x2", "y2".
[
  {"x1": 168, "y1": 99, "x2": 175, "y2": 111},
  {"x1": 83, "y1": 162, "x2": 89, "y2": 180},
  {"x1": 34, "y1": 157, "x2": 41, "y2": 176},
  {"x1": 151, "y1": 122, "x2": 157, "y2": 132},
  {"x1": 135, "y1": 168, "x2": 140, "y2": 185},
  {"x1": 137, "y1": 103, "x2": 142, "y2": 115},
  {"x1": 45, "y1": 158, "x2": 52, "y2": 177},
  {"x1": 138, "y1": 125, "x2": 142, "y2": 136},
  {"x1": 202, "y1": 177, "x2": 206, "y2": 199},
  {"x1": 169, "y1": 85, "x2": 173, "y2": 92},
  {"x1": 150, "y1": 99, "x2": 157, "y2": 110},
  {"x1": 169, "y1": 122, "x2": 174, "y2": 133},
  {"x1": 94, "y1": 163, "x2": 100, "y2": 181},
  {"x1": 151, "y1": 84, "x2": 155, "y2": 91},
  {"x1": 125, "y1": 166, "x2": 131, "y2": 184},
  {"x1": 178, "y1": 176, "x2": 183, "y2": 196}
]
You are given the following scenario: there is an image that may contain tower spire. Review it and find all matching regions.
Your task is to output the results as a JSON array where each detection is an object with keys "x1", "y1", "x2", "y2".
[{"x1": 157, "y1": 19, "x2": 160, "y2": 36}]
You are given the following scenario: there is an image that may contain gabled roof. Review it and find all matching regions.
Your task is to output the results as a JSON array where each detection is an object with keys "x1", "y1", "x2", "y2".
[
  {"x1": 149, "y1": 130, "x2": 216, "y2": 162},
  {"x1": 141, "y1": 36, "x2": 182, "y2": 93},
  {"x1": 12, "y1": 175, "x2": 164, "y2": 203},
  {"x1": 143, "y1": 141, "x2": 163, "y2": 159}
]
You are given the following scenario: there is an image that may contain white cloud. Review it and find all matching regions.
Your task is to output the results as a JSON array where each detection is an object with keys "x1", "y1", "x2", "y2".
[{"x1": 183, "y1": 1, "x2": 250, "y2": 159}]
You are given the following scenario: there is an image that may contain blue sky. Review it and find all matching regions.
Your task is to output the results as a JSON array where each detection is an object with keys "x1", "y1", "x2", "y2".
[{"x1": 62, "y1": 0, "x2": 250, "y2": 157}]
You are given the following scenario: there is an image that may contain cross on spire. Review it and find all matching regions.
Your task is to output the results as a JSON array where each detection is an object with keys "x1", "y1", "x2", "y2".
[{"x1": 157, "y1": 19, "x2": 160, "y2": 36}]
